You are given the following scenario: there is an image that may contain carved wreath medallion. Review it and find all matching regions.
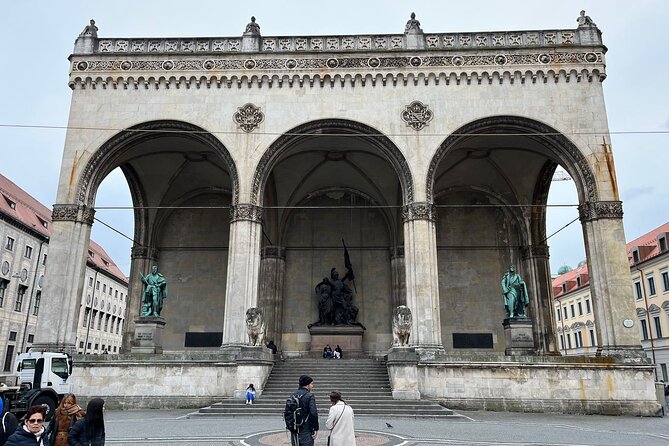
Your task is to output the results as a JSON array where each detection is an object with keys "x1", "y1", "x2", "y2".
[
  {"x1": 233, "y1": 103, "x2": 264, "y2": 133},
  {"x1": 401, "y1": 101, "x2": 433, "y2": 131}
]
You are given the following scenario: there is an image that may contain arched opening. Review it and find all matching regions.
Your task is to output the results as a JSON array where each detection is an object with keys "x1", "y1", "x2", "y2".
[
  {"x1": 428, "y1": 116, "x2": 596, "y2": 354},
  {"x1": 78, "y1": 120, "x2": 238, "y2": 352},
  {"x1": 256, "y1": 120, "x2": 411, "y2": 356}
]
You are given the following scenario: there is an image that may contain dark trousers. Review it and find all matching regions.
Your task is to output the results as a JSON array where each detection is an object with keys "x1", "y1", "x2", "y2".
[{"x1": 290, "y1": 429, "x2": 314, "y2": 446}]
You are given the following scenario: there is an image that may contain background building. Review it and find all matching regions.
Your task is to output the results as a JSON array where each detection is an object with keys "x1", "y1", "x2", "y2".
[
  {"x1": 0, "y1": 173, "x2": 127, "y2": 382},
  {"x1": 553, "y1": 221, "x2": 669, "y2": 380}
]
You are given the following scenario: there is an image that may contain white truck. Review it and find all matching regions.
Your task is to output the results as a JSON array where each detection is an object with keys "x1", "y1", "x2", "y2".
[{"x1": 1, "y1": 351, "x2": 73, "y2": 420}]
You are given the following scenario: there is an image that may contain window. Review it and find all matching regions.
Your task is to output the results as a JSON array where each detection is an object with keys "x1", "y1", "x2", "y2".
[
  {"x1": 15, "y1": 285, "x2": 27, "y2": 312},
  {"x1": 0, "y1": 279, "x2": 7, "y2": 307},
  {"x1": 562, "y1": 306, "x2": 568, "y2": 320},
  {"x1": 577, "y1": 302, "x2": 583, "y2": 316},
  {"x1": 566, "y1": 334, "x2": 572, "y2": 349},
  {"x1": 641, "y1": 319, "x2": 649, "y2": 340},
  {"x1": 115, "y1": 290, "x2": 118, "y2": 298},
  {"x1": 570, "y1": 304, "x2": 575, "y2": 318},
  {"x1": 96, "y1": 281, "x2": 100, "y2": 290},
  {"x1": 662, "y1": 271, "x2": 669, "y2": 293},
  {"x1": 32, "y1": 291, "x2": 41, "y2": 316},
  {"x1": 556, "y1": 308, "x2": 561, "y2": 321},
  {"x1": 3, "y1": 195, "x2": 16, "y2": 210},
  {"x1": 5, "y1": 236, "x2": 14, "y2": 251},
  {"x1": 102, "y1": 284, "x2": 106, "y2": 293},
  {"x1": 589, "y1": 329, "x2": 596, "y2": 347},
  {"x1": 97, "y1": 313, "x2": 103, "y2": 330},
  {"x1": 79, "y1": 342, "x2": 84, "y2": 349},
  {"x1": 94, "y1": 343, "x2": 98, "y2": 351},
  {"x1": 585, "y1": 299, "x2": 591, "y2": 314},
  {"x1": 654, "y1": 316, "x2": 663, "y2": 338},
  {"x1": 108, "y1": 287, "x2": 112, "y2": 295},
  {"x1": 576, "y1": 277, "x2": 581, "y2": 287},
  {"x1": 648, "y1": 276, "x2": 656, "y2": 296},
  {"x1": 104, "y1": 315, "x2": 109, "y2": 332},
  {"x1": 559, "y1": 335, "x2": 564, "y2": 350},
  {"x1": 660, "y1": 236, "x2": 668, "y2": 253},
  {"x1": 662, "y1": 364, "x2": 668, "y2": 382},
  {"x1": 635, "y1": 281, "x2": 643, "y2": 300},
  {"x1": 42, "y1": 254, "x2": 47, "y2": 265},
  {"x1": 633, "y1": 250, "x2": 640, "y2": 263},
  {"x1": 89, "y1": 277, "x2": 93, "y2": 287},
  {"x1": 87, "y1": 342, "x2": 91, "y2": 350},
  {"x1": 575, "y1": 331, "x2": 583, "y2": 348},
  {"x1": 561, "y1": 283, "x2": 567, "y2": 293},
  {"x1": 27, "y1": 334, "x2": 34, "y2": 344},
  {"x1": 24, "y1": 245, "x2": 33, "y2": 259},
  {"x1": 83, "y1": 309, "x2": 90, "y2": 327},
  {"x1": 117, "y1": 320, "x2": 122, "y2": 334},
  {"x1": 3, "y1": 345, "x2": 15, "y2": 372},
  {"x1": 9, "y1": 331, "x2": 17, "y2": 341}
]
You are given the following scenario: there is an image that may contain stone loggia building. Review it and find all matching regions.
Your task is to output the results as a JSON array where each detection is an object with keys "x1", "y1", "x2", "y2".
[{"x1": 34, "y1": 13, "x2": 660, "y2": 414}]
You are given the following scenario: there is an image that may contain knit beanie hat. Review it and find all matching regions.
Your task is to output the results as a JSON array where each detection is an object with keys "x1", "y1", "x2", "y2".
[{"x1": 299, "y1": 374, "x2": 313, "y2": 387}]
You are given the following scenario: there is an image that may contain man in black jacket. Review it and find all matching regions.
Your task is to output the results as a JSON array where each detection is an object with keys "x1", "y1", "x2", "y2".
[{"x1": 289, "y1": 375, "x2": 319, "y2": 446}]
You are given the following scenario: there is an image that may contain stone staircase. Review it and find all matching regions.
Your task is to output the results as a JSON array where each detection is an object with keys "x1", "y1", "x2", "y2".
[{"x1": 190, "y1": 357, "x2": 456, "y2": 418}]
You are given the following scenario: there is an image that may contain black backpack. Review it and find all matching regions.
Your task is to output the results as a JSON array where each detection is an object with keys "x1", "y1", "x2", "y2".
[{"x1": 284, "y1": 392, "x2": 307, "y2": 432}]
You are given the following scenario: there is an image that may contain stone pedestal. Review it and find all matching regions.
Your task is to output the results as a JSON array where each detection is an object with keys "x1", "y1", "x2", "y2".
[
  {"x1": 131, "y1": 317, "x2": 166, "y2": 354},
  {"x1": 308, "y1": 325, "x2": 365, "y2": 357},
  {"x1": 503, "y1": 318, "x2": 534, "y2": 356},
  {"x1": 386, "y1": 347, "x2": 420, "y2": 400}
]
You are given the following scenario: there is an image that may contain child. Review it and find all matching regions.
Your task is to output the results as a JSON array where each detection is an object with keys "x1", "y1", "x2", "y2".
[{"x1": 246, "y1": 383, "x2": 256, "y2": 405}]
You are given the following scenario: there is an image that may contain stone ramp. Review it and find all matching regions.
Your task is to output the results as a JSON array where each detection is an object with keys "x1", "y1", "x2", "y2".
[{"x1": 189, "y1": 357, "x2": 459, "y2": 418}]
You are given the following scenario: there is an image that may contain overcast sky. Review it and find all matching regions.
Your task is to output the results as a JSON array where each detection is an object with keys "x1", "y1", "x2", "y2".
[{"x1": 1, "y1": 1, "x2": 667, "y2": 276}]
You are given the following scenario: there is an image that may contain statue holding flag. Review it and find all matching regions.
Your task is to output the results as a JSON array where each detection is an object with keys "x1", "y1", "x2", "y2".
[{"x1": 309, "y1": 239, "x2": 364, "y2": 328}]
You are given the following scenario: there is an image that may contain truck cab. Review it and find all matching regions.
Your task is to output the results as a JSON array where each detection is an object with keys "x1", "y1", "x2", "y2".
[{"x1": 5, "y1": 351, "x2": 73, "y2": 420}]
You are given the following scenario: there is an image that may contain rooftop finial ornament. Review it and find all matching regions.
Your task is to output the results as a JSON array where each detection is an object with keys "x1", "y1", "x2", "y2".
[
  {"x1": 244, "y1": 16, "x2": 261, "y2": 35},
  {"x1": 577, "y1": 10, "x2": 596, "y2": 27},
  {"x1": 79, "y1": 19, "x2": 98, "y2": 38},
  {"x1": 405, "y1": 12, "x2": 423, "y2": 33}
]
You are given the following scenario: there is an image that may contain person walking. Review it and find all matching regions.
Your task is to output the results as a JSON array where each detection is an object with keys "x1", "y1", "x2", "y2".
[
  {"x1": 47, "y1": 394, "x2": 85, "y2": 446},
  {"x1": 325, "y1": 391, "x2": 355, "y2": 446},
  {"x1": 286, "y1": 375, "x2": 319, "y2": 446},
  {"x1": 5, "y1": 405, "x2": 50, "y2": 446},
  {"x1": 68, "y1": 398, "x2": 105, "y2": 446},
  {"x1": 245, "y1": 384, "x2": 256, "y2": 405}
]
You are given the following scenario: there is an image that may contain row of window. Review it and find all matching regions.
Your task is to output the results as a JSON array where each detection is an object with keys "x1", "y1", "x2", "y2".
[
  {"x1": 559, "y1": 328, "x2": 597, "y2": 350},
  {"x1": 634, "y1": 270, "x2": 669, "y2": 299},
  {"x1": 555, "y1": 298, "x2": 591, "y2": 322},
  {"x1": 88, "y1": 276, "x2": 125, "y2": 301},
  {"x1": 77, "y1": 341, "x2": 119, "y2": 354},
  {"x1": 639, "y1": 315, "x2": 665, "y2": 340},
  {"x1": 2, "y1": 331, "x2": 35, "y2": 372},
  {"x1": 4, "y1": 237, "x2": 47, "y2": 265},
  {"x1": 0, "y1": 280, "x2": 40, "y2": 315},
  {"x1": 82, "y1": 308, "x2": 124, "y2": 334}
]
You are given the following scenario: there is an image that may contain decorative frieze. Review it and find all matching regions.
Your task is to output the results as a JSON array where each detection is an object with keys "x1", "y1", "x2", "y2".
[
  {"x1": 402, "y1": 202, "x2": 436, "y2": 223},
  {"x1": 233, "y1": 103, "x2": 264, "y2": 133},
  {"x1": 51, "y1": 204, "x2": 96, "y2": 225},
  {"x1": 130, "y1": 246, "x2": 160, "y2": 260},
  {"x1": 520, "y1": 244, "x2": 550, "y2": 260},
  {"x1": 578, "y1": 201, "x2": 623, "y2": 222},
  {"x1": 261, "y1": 246, "x2": 286, "y2": 259},
  {"x1": 230, "y1": 204, "x2": 263, "y2": 223}
]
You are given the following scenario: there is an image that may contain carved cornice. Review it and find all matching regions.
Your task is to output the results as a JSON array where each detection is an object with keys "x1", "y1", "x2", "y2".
[
  {"x1": 130, "y1": 246, "x2": 160, "y2": 260},
  {"x1": 51, "y1": 204, "x2": 96, "y2": 225},
  {"x1": 402, "y1": 202, "x2": 436, "y2": 223},
  {"x1": 69, "y1": 50, "x2": 605, "y2": 90},
  {"x1": 230, "y1": 204, "x2": 263, "y2": 223},
  {"x1": 261, "y1": 246, "x2": 286, "y2": 259},
  {"x1": 578, "y1": 201, "x2": 623, "y2": 222},
  {"x1": 520, "y1": 244, "x2": 549, "y2": 260},
  {"x1": 390, "y1": 246, "x2": 405, "y2": 258}
]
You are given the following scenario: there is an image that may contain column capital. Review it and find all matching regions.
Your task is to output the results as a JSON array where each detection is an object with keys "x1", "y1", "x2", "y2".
[
  {"x1": 130, "y1": 245, "x2": 160, "y2": 260},
  {"x1": 261, "y1": 246, "x2": 286, "y2": 259},
  {"x1": 578, "y1": 201, "x2": 623, "y2": 223},
  {"x1": 230, "y1": 203, "x2": 263, "y2": 223},
  {"x1": 520, "y1": 244, "x2": 549, "y2": 260},
  {"x1": 390, "y1": 246, "x2": 405, "y2": 258},
  {"x1": 402, "y1": 202, "x2": 436, "y2": 223},
  {"x1": 51, "y1": 204, "x2": 95, "y2": 225}
]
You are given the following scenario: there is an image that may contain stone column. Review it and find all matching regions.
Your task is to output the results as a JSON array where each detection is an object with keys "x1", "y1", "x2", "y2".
[
  {"x1": 521, "y1": 244, "x2": 560, "y2": 355},
  {"x1": 122, "y1": 246, "x2": 159, "y2": 352},
  {"x1": 221, "y1": 204, "x2": 263, "y2": 351},
  {"x1": 390, "y1": 246, "x2": 406, "y2": 308},
  {"x1": 579, "y1": 201, "x2": 645, "y2": 358},
  {"x1": 31, "y1": 205, "x2": 94, "y2": 352},
  {"x1": 259, "y1": 246, "x2": 286, "y2": 345},
  {"x1": 402, "y1": 203, "x2": 443, "y2": 356}
]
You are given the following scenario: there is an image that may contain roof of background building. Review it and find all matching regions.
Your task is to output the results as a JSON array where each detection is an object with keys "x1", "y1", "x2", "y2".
[
  {"x1": 626, "y1": 221, "x2": 669, "y2": 266},
  {"x1": 552, "y1": 263, "x2": 589, "y2": 298},
  {"x1": 0, "y1": 173, "x2": 127, "y2": 284}
]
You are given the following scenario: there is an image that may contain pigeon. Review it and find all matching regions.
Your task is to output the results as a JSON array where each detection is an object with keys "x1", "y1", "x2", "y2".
[{"x1": 385, "y1": 422, "x2": 393, "y2": 428}]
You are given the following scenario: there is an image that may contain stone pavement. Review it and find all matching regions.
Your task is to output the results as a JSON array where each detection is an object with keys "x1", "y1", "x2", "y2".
[{"x1": 103, "y1": 409, "x2": 669, "y2": 445}]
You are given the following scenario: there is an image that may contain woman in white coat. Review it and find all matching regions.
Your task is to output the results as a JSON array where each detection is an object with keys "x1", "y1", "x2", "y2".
[{"x1": 325, "y1": 391, "x2": 356, "y2": 446}]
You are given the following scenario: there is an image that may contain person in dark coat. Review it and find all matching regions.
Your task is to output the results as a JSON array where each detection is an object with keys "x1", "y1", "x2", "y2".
[
  {"x1": 288, "y1": 375, "x2": 319, "y2": 446},
  {"x1": 5, "y1": 405, "x2": 50, "y2": 446},
  {"x1": 67, "y1": 399, "x2": 104, "y2": 446},
  {"x1": 1, "y1": 411, "x2": 20, "y2": 446}
]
